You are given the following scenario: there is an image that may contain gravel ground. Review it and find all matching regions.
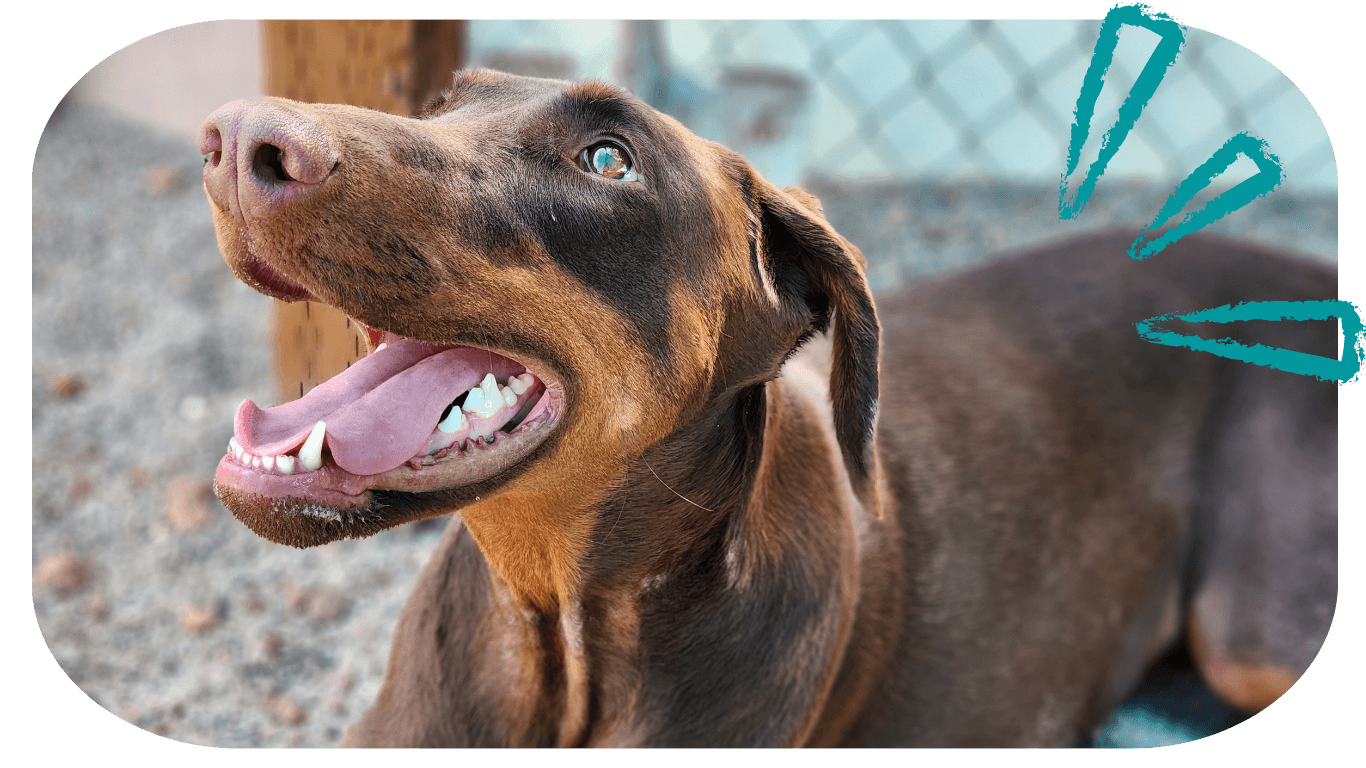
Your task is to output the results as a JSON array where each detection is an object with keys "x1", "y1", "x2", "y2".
[
  {"x1": 30, "y1": 104, "x2": 1335, "y2": 748},
  {"x1": 32, "y1": 104, "x2": 449, "y2": 747}
]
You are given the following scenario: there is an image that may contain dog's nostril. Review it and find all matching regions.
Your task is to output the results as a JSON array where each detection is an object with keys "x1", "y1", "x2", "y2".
[{"x1": 253, "y1": 143, "x2": 297, "y2": 184}]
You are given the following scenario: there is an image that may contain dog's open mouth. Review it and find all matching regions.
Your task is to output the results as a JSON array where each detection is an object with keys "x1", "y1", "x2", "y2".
[{"x1": 213, "y1": 323, "x2": 564, "y2": 545}]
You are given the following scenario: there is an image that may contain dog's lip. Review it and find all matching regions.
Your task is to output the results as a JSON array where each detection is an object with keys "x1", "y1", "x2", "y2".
[{"x1": 239, "y1": 254, "x2": 316, "y2": 303}]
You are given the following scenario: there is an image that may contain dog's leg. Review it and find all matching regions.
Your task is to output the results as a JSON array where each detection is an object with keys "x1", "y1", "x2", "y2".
[{"x1": 1185, "y1": 331, "x2": 1337, "y2": 713}]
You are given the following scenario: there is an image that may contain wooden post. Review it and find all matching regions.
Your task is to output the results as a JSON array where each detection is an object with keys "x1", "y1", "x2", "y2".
[{"x1": 260, "y1": 20, "x2": 467, "y2": 404}]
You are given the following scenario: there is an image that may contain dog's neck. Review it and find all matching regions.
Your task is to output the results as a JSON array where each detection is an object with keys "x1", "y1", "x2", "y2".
[{"x1": 364, "y1": 375, "x2": 874, "y2": 746}]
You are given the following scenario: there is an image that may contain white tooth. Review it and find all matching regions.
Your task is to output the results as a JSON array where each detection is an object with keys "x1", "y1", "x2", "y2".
[
  {"x1": 375, "y1": 342, "x2": 387, "y2": 352},
  {"x1": 438, "y1": 406, "x2": 467, "y2": 434},
  {"x1": 245, "y1": 453, "x2": 257, "y2": 466},
  {"x1": 276, "y1": 454, "x2": 295, "y2": 474},
  {"x1": 501, "y1": 386, "x2": 516, "y2": 406},
  {"x1": 478, "y1": 371, "x2": 505, "y2": 415},
  {"x1": 466, "y1": 374, "x2": 502, "y2": 418},
  {"x1": 300, "y1": 421, "x2": 326, "y2": 471},
  {"x1": 462, "y1": 386, "x2": 486, "y2": 415},
  {"x1": 509, "y1": 374, "x2": 532, "y2": 395},
  {"x1": 262, "y1": 455, "x2": 275, "y2": 471}
]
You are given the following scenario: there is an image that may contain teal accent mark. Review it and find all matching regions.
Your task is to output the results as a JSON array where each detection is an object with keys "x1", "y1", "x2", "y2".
[
  {"x1": 1060, "y1": 4, "x2": 1185, "y2": 220},
  {"x1": 1136, "y1": 300, "x2": 1365, "y2": 382},
  {"x1": 1129, "y1": 133, "x2": 1283, "y2": 260}
]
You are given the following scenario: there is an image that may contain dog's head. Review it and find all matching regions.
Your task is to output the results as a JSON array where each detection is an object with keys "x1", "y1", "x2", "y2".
[{"x1": 202, "y1": 70, "x2": 878, "y2": 603}]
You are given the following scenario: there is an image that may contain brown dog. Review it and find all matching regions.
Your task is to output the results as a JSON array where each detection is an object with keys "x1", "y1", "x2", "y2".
[{"x1": 199, "y1": 69, "x2": 1336, "y2": 747}]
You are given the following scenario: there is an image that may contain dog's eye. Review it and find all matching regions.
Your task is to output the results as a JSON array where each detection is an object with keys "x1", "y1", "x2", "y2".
[{"x1": 581, "y1": 142, "x2": 639, "y2": 182}]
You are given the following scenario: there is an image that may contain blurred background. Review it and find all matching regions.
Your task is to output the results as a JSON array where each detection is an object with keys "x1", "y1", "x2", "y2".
[
  {"x1": 33, "y1": 19, "x2": 1336, "y2": 748},
  {"x1": 67, "y1": 19, "x2": 1337, "y2": 279}
]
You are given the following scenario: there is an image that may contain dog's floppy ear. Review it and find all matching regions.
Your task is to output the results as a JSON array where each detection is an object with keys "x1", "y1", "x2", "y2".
[{"x1": 752, "y1": 178, "x2": 882, "y2": 517}]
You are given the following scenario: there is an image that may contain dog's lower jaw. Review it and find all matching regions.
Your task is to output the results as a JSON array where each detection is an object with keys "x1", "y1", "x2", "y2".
[
  {"x1": 214, "y1": 484, "x2": 387, "y2": 548},
  {"x1": 215, "y1": 479, "x2": 494, "y2": 548}
]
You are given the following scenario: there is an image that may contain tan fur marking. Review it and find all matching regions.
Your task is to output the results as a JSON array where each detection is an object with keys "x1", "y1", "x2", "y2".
[{"x1": 1187, "y1": 621, "x2": 1299, "y2": 713}]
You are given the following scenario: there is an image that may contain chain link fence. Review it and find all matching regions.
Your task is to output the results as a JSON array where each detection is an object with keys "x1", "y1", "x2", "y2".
[{"x1": 470, "y1": 19, "x2": 1336, "y2": 282}]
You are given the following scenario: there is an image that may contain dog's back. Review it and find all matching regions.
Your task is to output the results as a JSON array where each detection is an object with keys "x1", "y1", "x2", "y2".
[{"x1": 834, "y1": 230, "x2": 1336, "y2": 745}]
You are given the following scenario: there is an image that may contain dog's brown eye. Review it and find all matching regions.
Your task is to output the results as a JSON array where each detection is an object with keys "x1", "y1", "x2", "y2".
[{"x1": 582, "y1": 142, "x2": 638, "y2": 182}]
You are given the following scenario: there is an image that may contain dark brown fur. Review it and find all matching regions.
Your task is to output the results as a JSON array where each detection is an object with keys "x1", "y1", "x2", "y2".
[{"x1": 201, "y1": 69, "x2": 1336, "y2": 747}]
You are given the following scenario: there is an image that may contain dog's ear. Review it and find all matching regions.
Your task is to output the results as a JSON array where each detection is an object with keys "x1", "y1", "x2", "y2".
[{"x1": 752, "y1": 178, "x2": 882, "y2": 517}]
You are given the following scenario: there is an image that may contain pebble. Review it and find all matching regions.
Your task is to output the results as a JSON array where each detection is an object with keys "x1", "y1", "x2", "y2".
[
  {"x1": 164, "y1": 476, "x2": 215, "y2": 532},
  {"x1": 34, "y1": 550, "x2": 90, "y2": 596}
]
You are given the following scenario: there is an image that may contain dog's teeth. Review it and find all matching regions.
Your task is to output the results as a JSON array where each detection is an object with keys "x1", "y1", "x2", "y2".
[
  {"x1": 508, "y1": 373, "x2": 535, "y2": 395},
  {"x1": 437, "y1": 406, "x2": 467, "y2": 434},
  {"x1": 375, "y1": 342, "x2": 387, "y2": 352},
  {"x1": 300, "y1": 421, "x2": 326, "y2": 471},
  {"x1": 226, "y1": 437, "x2": 299, "y2": 472},
  {"x1": 462, "y1": 386, "x2": 486, "y2": 415},
  {"x1": 462, "y1": 374, "x2": 505, "y2": 419},
  {"x1": 480, "y1": 374, "x2": 503, "y2": 416},
  {"x1": 237, "y1": 368, "x2": 540, "y2": 470}
]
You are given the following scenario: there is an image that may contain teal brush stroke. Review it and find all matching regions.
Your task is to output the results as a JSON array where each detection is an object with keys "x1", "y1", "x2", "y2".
[
  {"x1": 1129, "y1": 133, "x2": 1283, "y2": 259},
  {"x1": 1135, "y1": 300, "x2": 1365, "y2": 383},
  {"x1": 1060, "y1": 4, "x2": 1185, "y2": 220}
]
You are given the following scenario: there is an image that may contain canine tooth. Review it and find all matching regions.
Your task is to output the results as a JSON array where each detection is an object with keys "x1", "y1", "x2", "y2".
[
  {"x1": 437, "y1": 407, "x2": 467, "y2": 434},
  {"x1": 276, "y1": 454, "x2": 295, "y2": 474},
  {"x1": 501, "y1": 386, "x2": 516, "y2": 406},
  {"x1": 375, "y1": 342, "x2": 387, "y2": 352},
  {"x1": 300, "y1": 421, "x2": 326, "y2": 471},
  {"x1": 262, "y1": 455, "x2": 275, "y2": 471}
]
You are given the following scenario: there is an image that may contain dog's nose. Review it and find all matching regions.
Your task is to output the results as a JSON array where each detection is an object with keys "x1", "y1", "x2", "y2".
[{"x1": 199, "y1": 99, "x2": 336, "y2": 219}]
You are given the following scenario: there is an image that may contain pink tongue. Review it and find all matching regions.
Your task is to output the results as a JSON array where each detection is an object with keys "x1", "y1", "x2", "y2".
[{"x1": 235, "y1": 338, "x2": 524, "y2": 475}]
